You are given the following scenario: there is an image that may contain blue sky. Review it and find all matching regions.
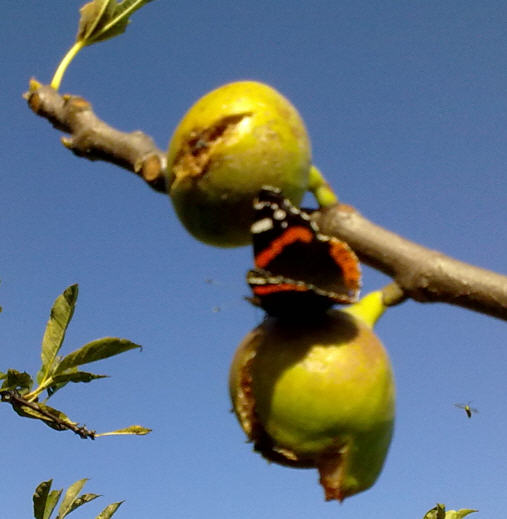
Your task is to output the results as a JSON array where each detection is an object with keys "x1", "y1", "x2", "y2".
[{"x1": 1, "y1": 1, "x2": 506, "y2": 517}]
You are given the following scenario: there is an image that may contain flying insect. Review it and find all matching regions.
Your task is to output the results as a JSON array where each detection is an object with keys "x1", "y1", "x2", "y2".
[{"x1": 454, "y1": 402, "x2": 478, "y2": 418}]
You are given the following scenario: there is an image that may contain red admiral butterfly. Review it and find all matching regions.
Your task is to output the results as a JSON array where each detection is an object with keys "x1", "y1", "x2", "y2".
[{"x1": 247, "y1": 186, "x2": 361, "y2": 317}]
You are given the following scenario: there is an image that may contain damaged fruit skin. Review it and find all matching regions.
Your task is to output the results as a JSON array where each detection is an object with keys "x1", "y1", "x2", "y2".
[
  {"x1": 229, "y1": 292, "x2": 395, "y2": 501},
  {"x1": 166, "y1": 81, "x2": 311, "y2": 247}
]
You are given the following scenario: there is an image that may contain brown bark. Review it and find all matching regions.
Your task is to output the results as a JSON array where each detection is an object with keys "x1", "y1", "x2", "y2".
[
  {"x1": 316, "y1": 205, "x2": 507, "y2": 320},
  {"x1": 24, "y1": 81, "x2": 167, "y2": 192}
]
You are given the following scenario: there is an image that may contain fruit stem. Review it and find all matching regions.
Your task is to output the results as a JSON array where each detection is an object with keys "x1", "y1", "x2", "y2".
[
  {"x1": 308, "y1": 165, "x2": 338, "y2": 207},
  {"x1": 343, "y1": 290, "x2": 386, "y2": 328}
]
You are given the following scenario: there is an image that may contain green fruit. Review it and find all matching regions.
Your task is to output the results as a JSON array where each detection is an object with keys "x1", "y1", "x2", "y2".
[
  {"x1": 229, "y1": 292, "x2": 395, "y2": 501},
  {"x1": 166, "y1": 81, "x2": 311, "y2": 247}
]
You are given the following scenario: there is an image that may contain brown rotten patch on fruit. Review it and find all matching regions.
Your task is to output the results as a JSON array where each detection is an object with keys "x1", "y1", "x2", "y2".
[
  {"x1": 170, "y1": 113, "x2": 252, "y2": 181},
  {"x1": 229, "y1": 292, "x2": 395, "y2": 502},
  {"x1": 167, "y1": 81, "x2": 312, "y2": 247}
]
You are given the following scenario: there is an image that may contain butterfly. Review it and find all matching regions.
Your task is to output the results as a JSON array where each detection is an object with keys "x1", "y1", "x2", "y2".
[{"x1": 247, "y1": 186, "x2": 361, "y2": 317}]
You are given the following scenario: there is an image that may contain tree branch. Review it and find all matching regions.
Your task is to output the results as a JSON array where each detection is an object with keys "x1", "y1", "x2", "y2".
[
  {"x1": 316, "y1": 205, "x2": 507, "y2": 321},
  {"x1": 24, "y1": 80, "x2": 167, "y2": 192},
  {"x1": 25, "y1": 81, "x2": 507, "y2": 321}
]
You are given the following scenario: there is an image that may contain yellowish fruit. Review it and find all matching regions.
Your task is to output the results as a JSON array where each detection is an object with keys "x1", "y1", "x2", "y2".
[
  {"x1": 229, "y1": 292, "x2": 395, "y2": 501},
  {"x1": 166, "y1": 81, "x2": 311, "y2": 247}
]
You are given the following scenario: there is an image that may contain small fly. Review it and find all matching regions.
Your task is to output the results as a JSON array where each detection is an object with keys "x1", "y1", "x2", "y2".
[{"x1": 454, "y1": 402, "x2": 478, "y2": 418}]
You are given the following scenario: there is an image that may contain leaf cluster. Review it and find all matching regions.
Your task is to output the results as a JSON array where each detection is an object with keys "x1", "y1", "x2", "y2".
[
  {"x1": 423, "y1": 503, "x2": 478, "y2": 519},
  {"x1": 0, "y1": 284, "x2": 149, "y2": 439},
  {"x1": 33, "y1": 479, "x2": 122, "y2": 519}
]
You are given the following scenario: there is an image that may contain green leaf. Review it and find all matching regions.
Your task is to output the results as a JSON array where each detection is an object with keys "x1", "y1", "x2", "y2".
[
  {"x1": 95, "y1": 424, "x2": 152, "y2": 437},
  {"x1": 38, "y1": 403, "x2": 77, "y2": 428},
  {"x1": 52, "y1": 371, "x2": 109, "y2": 386},
  {"x1": 33, "y1": 480, "x2": 63, "y2": 519},
  {"x1": 34, "y1": 480, "x2": 116, "y2": 519},
  {"x1": 423, "y1": 504, "x2": 478, "y2": 519},
  {"x1": 423, "y1": 504, "x2": 446, "y2": 519},
  {"x1": 12, "y1": 403, "x2": 45, "y2": 421},
  {"x1": 96, "y1": 501, "x2": 124, "y2": 519},
  {"x1": 57, "y1": 479, "x2": 88, "y2": 518},
  {"x1": 55, "y1": 338, "x2": 141, "y2": 374},
  {"x1": 38, "y1": 285, "x2": 79, "y2": 385},
  {"x1": 67, "y1": 493, "x2": 101, "y2": 515},
  {"x1": 44, "y1": 490, "x2": 63, "y2": 519},
  {"x1": 77, "y1": 0, "x2": 110, "y2": 41},
  {"x1": 1, "y1": 369, "x2": 33, "y2": 393},
  {"x1": 50, "y1": 0, "x2": 154, "y2": 89},
  {"x1": 33, "y1": 480, "x2": 52, "y2": 519},
  {"x1": 11, "y1": 400, "x2": 76, "y2": 429},
  {"x1": 77, "y1": 0, "x2": 155, "y2": 46},
  {"x1": 46, "y1": 369, "x2": 108, "y2": 397},
  {"x1": 446, "y1": 510, "x2": 479, "y2": 519},
  {"x1": 46, "y1": 366, "x2": 79, "y2": 398}
]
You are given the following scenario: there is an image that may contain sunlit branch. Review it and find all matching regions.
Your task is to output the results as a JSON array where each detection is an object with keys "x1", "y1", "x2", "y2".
[
  {"x1": 25, "y1": 81, "x2": 507, "y2": 321},
  {"x1": 24, "y1": 81, "x2": 167, "y2": 192},
  {"x1": 316, "y1": 205, "x2": 507, "y2": 321}
]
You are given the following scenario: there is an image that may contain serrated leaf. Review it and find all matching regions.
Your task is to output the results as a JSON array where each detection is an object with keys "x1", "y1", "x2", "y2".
[
  {"x1": 38, "y1": 285, "x2": 79, "y2": 385},
  {"x1": 96, "y1": 501, "x2": 124, "y2": 519},
  {"x1": 1, "y1": 369, "x2": 33, "y2": 392},
  {"x1": 77, "y1": 0, "x2": 155, "y2": 46},
  {"x1": 57, "y1": 479, "x2": 88, "y2": 518},
  {"x1": 55, "y1": 338, "x2": 141, "y2": 374},
  {"x1": 96, "y1": 424, "x2": 151, "y2": 437}
]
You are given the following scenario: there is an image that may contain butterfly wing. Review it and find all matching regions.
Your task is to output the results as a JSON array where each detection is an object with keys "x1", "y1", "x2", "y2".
[{"x1": 248, "y1": 187, "x2": 361, "y2": 316}]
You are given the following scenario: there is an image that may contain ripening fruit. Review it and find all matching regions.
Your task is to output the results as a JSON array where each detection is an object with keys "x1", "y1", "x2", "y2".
[
  {"x1": 166, "y1": 81, "x2": 311, "y2": 247},
  {"x1": 229, "y1": 292, "x2": 395, "y2": 501}
]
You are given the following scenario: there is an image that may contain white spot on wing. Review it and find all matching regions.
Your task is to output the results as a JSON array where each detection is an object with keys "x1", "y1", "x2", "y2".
[
  {"x1": 251, "y1": 217, "x2": 274, "y2": 234},
  {"x1": 273, "y1": 209, "x2": 286, "y2": 220}
]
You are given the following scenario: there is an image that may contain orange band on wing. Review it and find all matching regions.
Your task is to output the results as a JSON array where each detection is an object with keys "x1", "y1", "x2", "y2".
[
  {"x1": 255, "y1": 226, "x2": 313, "y2": 268},
  {"x1": 328, "y1": 240, "x2": 361, "y2": 289},
  {"x1": 253, "y1": 283, "x2": 309, "y2": 295}
]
